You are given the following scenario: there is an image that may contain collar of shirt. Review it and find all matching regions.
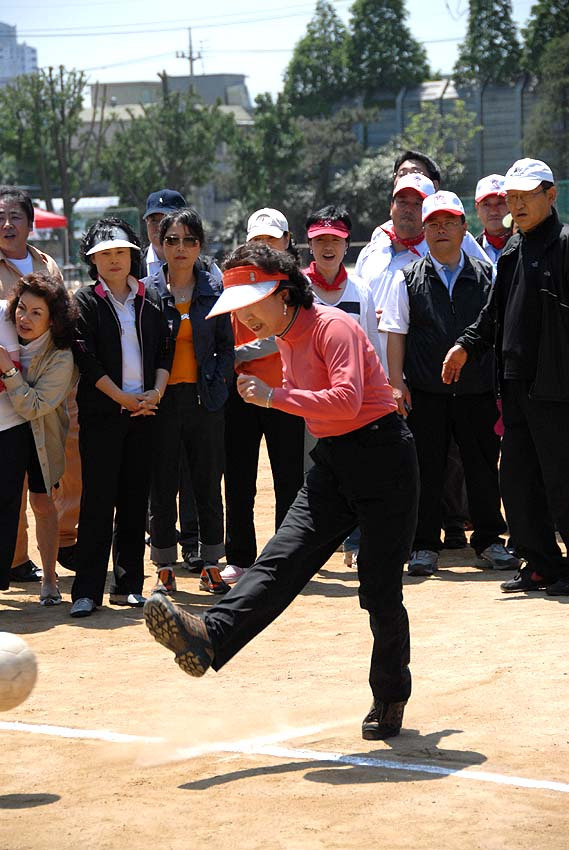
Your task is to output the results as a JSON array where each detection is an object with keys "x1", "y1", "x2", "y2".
[
  {"x1": 99, "y1": 276, "x2": 138, "y2": 308},
  {"x1": 430, "y1": 250, "x2": 465, "y2": 296}
]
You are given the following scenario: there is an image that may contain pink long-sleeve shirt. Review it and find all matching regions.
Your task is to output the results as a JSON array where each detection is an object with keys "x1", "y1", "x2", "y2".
[{"x1": 273, "y1": 303, "x2": 396, "y2": 438}]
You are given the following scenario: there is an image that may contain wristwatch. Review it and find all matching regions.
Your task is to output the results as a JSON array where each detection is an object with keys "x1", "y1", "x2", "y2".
[{"x1": 1, "y1": 366, "x2": 18, "y2": 379}]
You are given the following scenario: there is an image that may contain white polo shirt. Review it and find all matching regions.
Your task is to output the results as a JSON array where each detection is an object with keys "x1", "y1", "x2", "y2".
[{"x1": 99, "y1": 278, "x2": 144, "y2": 394}]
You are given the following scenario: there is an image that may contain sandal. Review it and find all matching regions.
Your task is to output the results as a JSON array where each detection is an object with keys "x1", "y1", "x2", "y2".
[{"x1": 40, "y1": 588, "x2": 62, "y2": 607}]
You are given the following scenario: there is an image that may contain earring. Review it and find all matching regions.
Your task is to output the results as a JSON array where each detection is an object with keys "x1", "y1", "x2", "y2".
[{"x1": 283, "y1": 302, "x2": 288, "y2": 316}]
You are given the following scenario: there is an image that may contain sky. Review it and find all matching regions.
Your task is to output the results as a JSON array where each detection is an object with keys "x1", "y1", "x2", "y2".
[{"x1": 9, "y1": 0, "x2": 534, "y2": 104}]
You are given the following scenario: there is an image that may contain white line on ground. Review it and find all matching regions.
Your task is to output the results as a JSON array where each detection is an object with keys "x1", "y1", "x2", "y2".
[{"x1": 1, "y1": 720, "x2": 568, "y2": 794}]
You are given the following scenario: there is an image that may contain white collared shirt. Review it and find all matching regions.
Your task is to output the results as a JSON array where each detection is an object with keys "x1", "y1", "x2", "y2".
[
  {"x1": 100, "y1": 278, "x2": 143, "y2": 393},
  {"x1": 146, "y1": 244, "x2": 163, "y2": 279}
]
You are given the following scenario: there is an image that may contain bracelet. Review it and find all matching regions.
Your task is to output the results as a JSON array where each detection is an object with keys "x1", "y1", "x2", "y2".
[
  {"x1": 266, "y1": 388, "x2": 274, "y2": 408},
  {"x1": 1, "y1": 366, "x2": 18, "y2": 380},
  {"x1": 153, "y1": 387, "x2": 161, "y2": 403}
]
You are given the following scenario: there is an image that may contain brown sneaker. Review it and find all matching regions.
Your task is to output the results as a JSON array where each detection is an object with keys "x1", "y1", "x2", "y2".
[
  {"x1": 143, "y1": 594, "x2": 214, "y2": 677},
  {"x1": 362, "y1": 700, "x2": 406, "y2": 740}
]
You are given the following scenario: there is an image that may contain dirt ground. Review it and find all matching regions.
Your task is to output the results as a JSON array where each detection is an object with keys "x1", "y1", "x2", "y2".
[{"x1": 1, "y1": 443, "x2": 568, "y2": 850}]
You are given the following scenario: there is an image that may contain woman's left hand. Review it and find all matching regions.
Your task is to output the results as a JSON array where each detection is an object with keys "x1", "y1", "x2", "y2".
[
  {"x1": 0, "y1": 345, "x2": 14, "y2": 374},
  {"x1": 131, "y1": 389, "x2": 160, "y2": 417},
  {"x1": 237, "y1": 375, "x2": 272, "y2": 407}
]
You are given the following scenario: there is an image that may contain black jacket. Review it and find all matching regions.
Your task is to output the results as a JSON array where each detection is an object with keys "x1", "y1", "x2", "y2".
[
  {"x1": 144, "y1": 265, "x2": 234, "y2": 411},
  {"x1": 73, "y1": 279, "x2": 173, "y2": 422},
  {"x1": 403, "y1": 253, "x2": 495, "y2": 394},
  {"x1": 457, "y1": 208, "x2": 569, "y2": 401}
]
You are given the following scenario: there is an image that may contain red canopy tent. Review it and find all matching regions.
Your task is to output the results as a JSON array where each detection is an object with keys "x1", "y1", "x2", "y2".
[
  {"x1": 32, "y1": 207, "x2": 69, "y2": 266},
  {"x1": 33, "y1": 208, "x2": 68, "y2": 229}
]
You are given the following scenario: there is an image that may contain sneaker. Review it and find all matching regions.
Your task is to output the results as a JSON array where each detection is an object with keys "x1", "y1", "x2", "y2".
[
  {"x1": 199, "y1": 565, "x2": 231, "y2": 594},
  {"x1": 40, "y1": 587, "x2": 62, "y2": 606},
  {"x1": 109, "y1": 592, "x2": 147, "y2": 607},
  {"x1": 143, "y1": 594, "x2": 214, "y2": 676},
  {"x1": 181, "y1": 548, "x2": 204, "y2": 573},
  {"x1": 70, "y1": 597, "x2": 97, "y2": 617},
  {"x1": 362, "y1": 700, "x2": 406, "y2": 740},
  {"x1": 220, "y1": 564, "x2": 246, "y2": 584},
  {"x1": 152, "y1": 568, "x2": 177, "y2": 594},
  {"x1": 408, "y1": 550, "x2": 438, "y2": 576},
  {"x1": 11, "y1": 560, "x2": 42, "y2": 582},
  {"x1": 545, "y1": 577, "x2": 569, "y2": 597},
  {"x1": 343, "y1": 551, "x2": 358, "y2": 568},
  {"x1": 500, "y1": 566, "x2": 549, "y2": 593},
  {"x1": 477, "y1": 543, "x2": 521, "y2": 570}
]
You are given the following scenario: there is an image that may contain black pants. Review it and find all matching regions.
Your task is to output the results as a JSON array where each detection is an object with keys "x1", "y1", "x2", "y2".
[
  {"x1": 0, "y1": 423, "x2": 29, "y2": 589},
  {"x1": 149, "y1": 383, "x2": 225, "y2": 565},
  {"x1": 224, "y1": 379, "x2": 305, "y2": 568},
  {"x1": 178, "y1": 446, "x2": 198, "y2": 550},
  {"x1": 407, "y1": 390, "x2": 506, "y2": 554},
  {"x1": 205, "y1": 412, "x2": 419, "y2": 704},
  {"x1": 500, "y1": 380, "x2": 569, "y2": 580},
  {"x1": 72, "y1": 413, "x2": 154, "y2": 604}
]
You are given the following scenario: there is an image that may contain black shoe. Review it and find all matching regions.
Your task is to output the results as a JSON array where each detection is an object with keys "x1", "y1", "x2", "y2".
[
  {"x1": 500, "y1": 566, "x2": 550, "y2": 593},
  {"x1": 545, "y1": 578, "x2": 569, "y2": 596},
  {"x1": 11, "y1": 560, "x2": 42, "y2": 582},
  {"x1": 143, "y1": 594, "x2": 214, "y2": 676},
  {"x1": 181, "y1": 547, "x2": 204, "y2": 573},
  {"x1": 57, "y1": 545, "x2": 76, "y2": 570},
  {"x1": 362, "y1": 700, "x2": 406, "y2": 740}
]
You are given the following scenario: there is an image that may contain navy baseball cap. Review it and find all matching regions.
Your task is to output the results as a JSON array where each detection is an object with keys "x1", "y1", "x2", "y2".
[{"x1": 143, "y1": 189, "x2": 187, "y2": 219}]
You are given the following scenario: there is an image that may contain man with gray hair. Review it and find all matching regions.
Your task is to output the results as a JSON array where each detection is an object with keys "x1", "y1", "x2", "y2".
[{"x1": 443, "y1": 159, "x2": 569, "y2": 596}]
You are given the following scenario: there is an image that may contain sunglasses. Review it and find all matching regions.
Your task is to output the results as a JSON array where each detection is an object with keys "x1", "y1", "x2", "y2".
[{"x1": 163, "y1": 235, "x2": 200, "y2": 247}]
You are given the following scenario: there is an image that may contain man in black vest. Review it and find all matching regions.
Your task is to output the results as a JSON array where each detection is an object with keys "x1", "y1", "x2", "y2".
[{"x1": 382, "y1": 190, "x2": 518, "y2": 576}]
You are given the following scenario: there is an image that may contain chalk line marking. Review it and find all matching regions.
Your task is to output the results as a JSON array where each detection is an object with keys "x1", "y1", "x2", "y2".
[{"x1": 1, "y1": 720, "x2": 568, "y2": 794}]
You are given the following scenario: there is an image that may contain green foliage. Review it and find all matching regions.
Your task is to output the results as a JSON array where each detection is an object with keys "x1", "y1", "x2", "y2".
[
  {"x1": 522, "y1": 0, "x2": 569, "y2": 75},
  {"x1": 0, "y1": 66, "x2": 108, "y2": 227},
  {"x1": 524, "y1": 33, "x2": 569, "y2": 179},
  {"x1": 453, "y1": 0, "x2": 522, "y2": 85},
  {"x1": 100, "y1": 90, "x2": 233, "y2": 213},
  {"x1": 282, "y1": 0, "x2": 348, "y2": 118},
  {"x1": 345, "y1": 0, "x2": 430, "y2": 103},
  {"x1": 399, "y1": 100, "x2": 482, "y2": 188}
]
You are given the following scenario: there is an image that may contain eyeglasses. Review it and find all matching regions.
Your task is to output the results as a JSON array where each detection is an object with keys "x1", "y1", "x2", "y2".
[
  {"x1": 505, "y1": 187, "x2": 546, "y2": 205},
  {"x1": 163, "y1": 235, "x2": 199, "y2": 247}
]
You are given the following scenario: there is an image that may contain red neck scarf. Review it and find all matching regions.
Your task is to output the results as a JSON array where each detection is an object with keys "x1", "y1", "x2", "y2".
[
  {"x1": 484, "y1": 229, "x2": 510, "y2": 251},
  {"x1": 304, "y1": 261, "x2": 347, "y2": 292},
  {"x1": 380, "y1": 224, "x2": 424, "y2": 255}
]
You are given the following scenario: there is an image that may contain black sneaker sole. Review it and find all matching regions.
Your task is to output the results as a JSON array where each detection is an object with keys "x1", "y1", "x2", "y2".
[
  {"x1": 362, "y1": 724, "x2": 401, "y2": 741},
  {"x1": 143, "y1": 594, "x2": 213, "y2": 677}
]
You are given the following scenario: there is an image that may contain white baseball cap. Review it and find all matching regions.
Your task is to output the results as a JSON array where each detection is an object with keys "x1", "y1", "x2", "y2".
[
  {"x1": 503, "y1": 158, "x2": 554, "y2": 191},
  {"x1": 394, "y1": 173, "x2": 436, "y2": 199},
  {"x1": 86, "y1": 226, "x2": 140, "y2": 256},
  {"x1": 246, "y1": 208, "x2": 289, "y2": 241},
  {"x1": 475, "y1": 174, "x2": 505, "y2": 202},
  {"x1": 422, "y1": 191, "x2": 465, "y2": 223},
  {"x1": 207, "y1": 265, "x2": 289, "y2": 319}
]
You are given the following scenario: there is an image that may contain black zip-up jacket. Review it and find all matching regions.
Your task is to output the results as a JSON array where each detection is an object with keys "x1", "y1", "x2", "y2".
[
  {"x1": 457, "y1": 208, "x2": 569, "y2": 401},
  {"x1": 403, "y1": 253, "x2": 495, "y2": 394},
  {"x1": 144, "y1": 265, "x2": 234, "y2": 411},
  {"x1": 73, "y1": 278, "x2": 173, "y2": 422}
]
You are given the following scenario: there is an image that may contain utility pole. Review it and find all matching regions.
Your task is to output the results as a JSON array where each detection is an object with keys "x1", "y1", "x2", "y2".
[{"x1": 176, "y1": 28, "x2": 201, "y2": 94}]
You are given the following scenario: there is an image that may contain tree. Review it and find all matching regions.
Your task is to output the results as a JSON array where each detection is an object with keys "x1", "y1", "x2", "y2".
[
  {"x1": 453, "y1": 0, "x2": 522, "y2": 85},
  {"x1": 345, "y1": 0, "x2": 430, "y2": 104},
  {"x1": 0, "y1": 66, "x2": 109, "y2": 235},
  {"x1": 100, "y1": 87, "x2": 233, "y2": 215},
  {"x1": 524, "y1": 34, "x2": 569, "y2": 179},
  {"x1": 282, "y1": 0, "x2": 348, "y2": 118},
  {"x1": 522, "y1": 0, "x2": 569, "y2": 75}
]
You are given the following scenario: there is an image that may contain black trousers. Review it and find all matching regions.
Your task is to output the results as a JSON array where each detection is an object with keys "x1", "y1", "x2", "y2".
[
  {"x1": 224, "y1": 379, "x2": 305, "y2": 568},
  {"x1": 205, "y1": 412, "x2": 419, "y2": 704},
  {"x1": 0, "y1": 423, "x2": 29, "y2": 589},
  {"x1": 407, "y1": 390, "x2": 506, "y2": 554},
  {"x1": 72, "y1": 413, "x2": 154, "y2": 604},
  {"x1": 149, "y1": 383, "x2": 225, "y2": 565},
  {"x1": 178, "y1": 446, "x2": 198, "y2": 550},
  {"x1": 500, "y1": 380, "x2": 569, "y2": 580}
]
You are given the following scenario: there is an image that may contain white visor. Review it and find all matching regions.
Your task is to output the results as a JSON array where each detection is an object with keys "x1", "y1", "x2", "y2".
[
  {"x1": 86, "y1": 227, "x2": 140, "y2": 256},
  {"x1": 206, "y1": 280, "x2": 280, "y2": 319}
]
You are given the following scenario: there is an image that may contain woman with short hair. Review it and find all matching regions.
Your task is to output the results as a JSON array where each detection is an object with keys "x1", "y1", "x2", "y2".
[{"x1": 0, "y1": 271, "x2": 77, "y2": 604}]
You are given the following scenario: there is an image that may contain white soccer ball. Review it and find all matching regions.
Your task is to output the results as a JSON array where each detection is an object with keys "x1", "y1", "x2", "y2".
[{"x1": 0, "y1": 633, "x2": 38, "y2": 711}]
